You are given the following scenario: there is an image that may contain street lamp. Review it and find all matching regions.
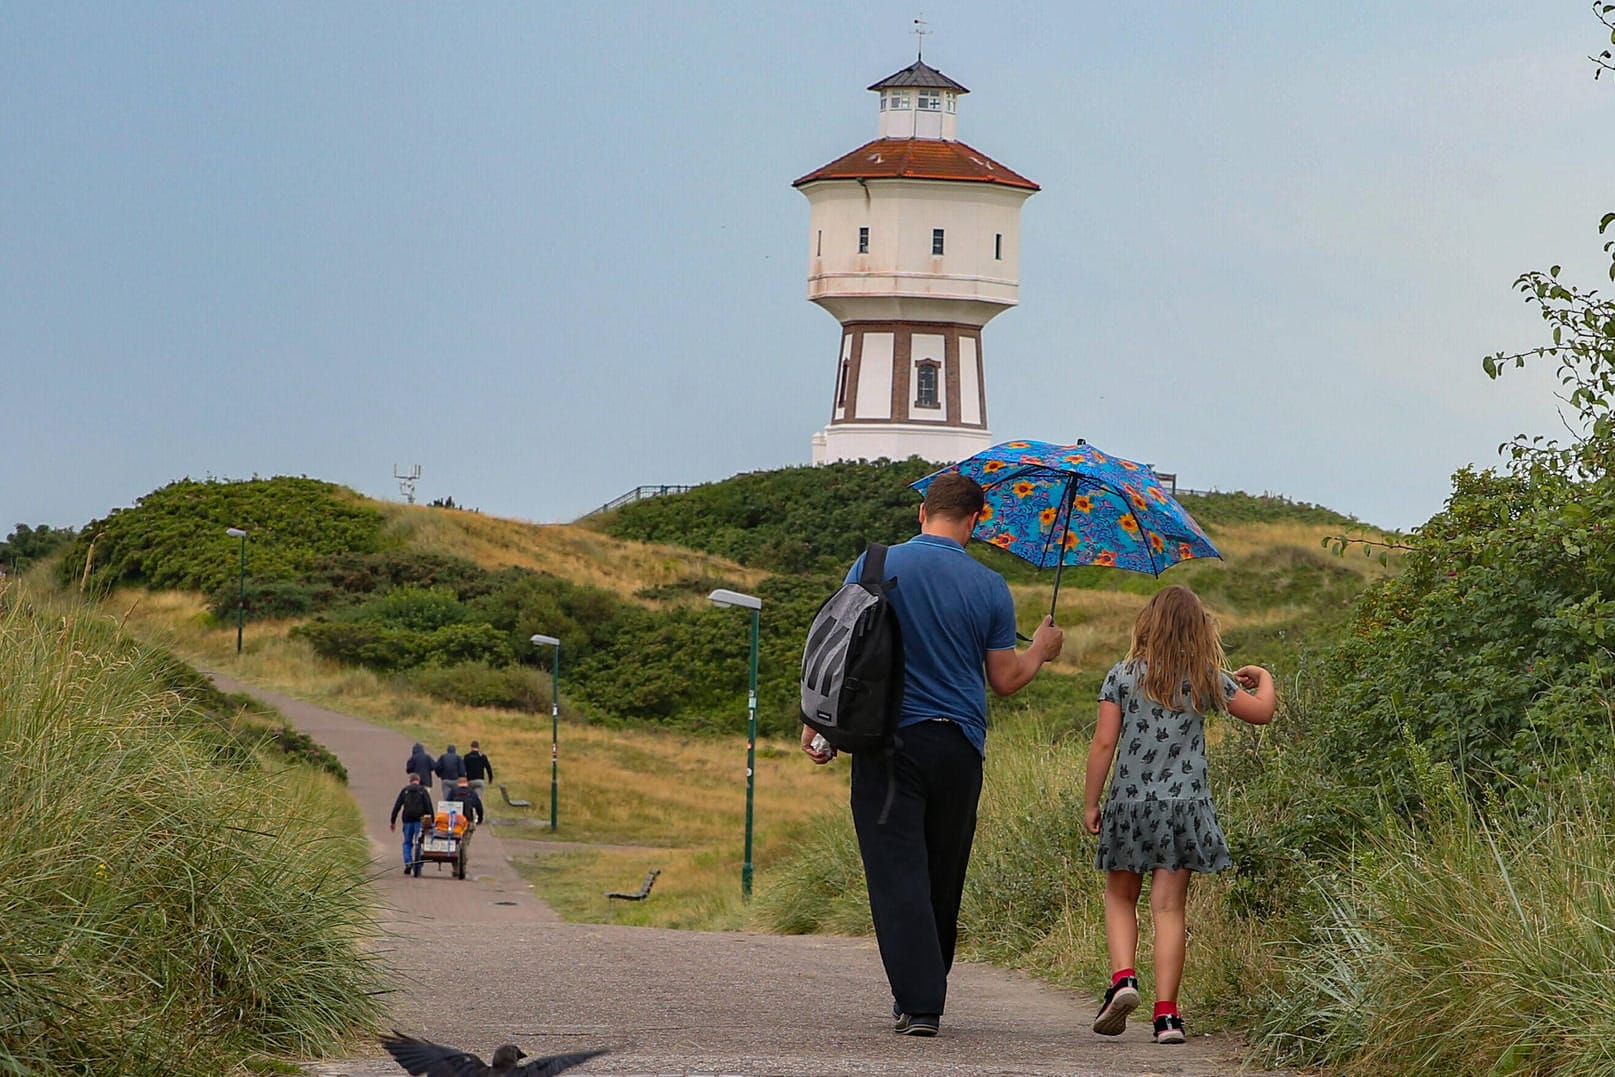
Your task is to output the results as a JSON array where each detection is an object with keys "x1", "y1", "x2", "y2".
[
  {"x1": 225, "y1": 528, "x2": 248, "y2": 654},
  {"x1": 708, "y1": 588, "x2": 762, "y2": 901},
  {"x1": 530, "y1": 633, "x2": 561, "y2": 832}
]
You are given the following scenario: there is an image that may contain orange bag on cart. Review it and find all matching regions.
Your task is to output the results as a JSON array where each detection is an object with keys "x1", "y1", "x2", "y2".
[{"x1": 433, "y1": 802, "x2": 470, "y2": 838}]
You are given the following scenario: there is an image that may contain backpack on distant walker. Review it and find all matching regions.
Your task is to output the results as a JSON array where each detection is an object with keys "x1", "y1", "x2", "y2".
[{"x1": 800, "y1": 542, "x2": 904, "y2": 754}]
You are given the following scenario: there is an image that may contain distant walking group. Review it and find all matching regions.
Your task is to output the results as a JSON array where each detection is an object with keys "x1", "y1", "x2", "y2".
[
  {"x1": 389, "y1": 740, "x2": 494, "y2": 876},
  {"x1": 802, "y1": 472, "x2": 1276, "y2": 1043}
]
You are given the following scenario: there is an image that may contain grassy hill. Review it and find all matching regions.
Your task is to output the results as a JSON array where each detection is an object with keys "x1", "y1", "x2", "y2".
[
  {"x1": 68, "y1": 467, "x2": 1400, "y2": 931},
  {"x1": 62, "y1": 468, "x2": 1399, "y2": 740}
]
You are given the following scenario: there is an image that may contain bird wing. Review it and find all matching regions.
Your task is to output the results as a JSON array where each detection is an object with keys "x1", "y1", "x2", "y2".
[
  {"x1": 515, "y1": 1047, "x2": 609, "y2": 1077},
  {"x1": 381, "y1": 1031, "x2": 490, "y2": 1077}
]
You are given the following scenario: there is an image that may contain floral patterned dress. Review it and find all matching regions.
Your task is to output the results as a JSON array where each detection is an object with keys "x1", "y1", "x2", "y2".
[{"x1": 1094, "y1": 659, "x2": 1238, "y2": 874}]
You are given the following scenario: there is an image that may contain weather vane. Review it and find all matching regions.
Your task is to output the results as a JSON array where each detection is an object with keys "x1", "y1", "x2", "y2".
[{"x1": 913, "y1": 16, "x2": 929, "y2": 60}]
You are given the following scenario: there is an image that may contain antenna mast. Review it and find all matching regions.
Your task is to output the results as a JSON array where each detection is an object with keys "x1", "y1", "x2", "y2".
[
  {"x1": 393, "y1": 464, "x2": 421, "y2": 505},
  {"x1": 913, "y1": 16, "x2": 930, "y2": 59}
]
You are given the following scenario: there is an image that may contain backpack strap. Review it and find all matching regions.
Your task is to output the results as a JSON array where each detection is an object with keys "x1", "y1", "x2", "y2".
[{"x1": 860, "y1": 542, "x2": 896, "y2": 592}]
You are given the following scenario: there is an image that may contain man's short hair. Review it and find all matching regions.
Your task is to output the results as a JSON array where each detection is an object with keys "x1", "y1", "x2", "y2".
[
  {"x1": 923, "y1": 472, "x2": 986, "y2": 520},
  {"x1": 470, "y1": 740, "x2": 480, "y2": 749},
  {"x1": 408, "y1": 773, "x2": 420, "y2": 783}
]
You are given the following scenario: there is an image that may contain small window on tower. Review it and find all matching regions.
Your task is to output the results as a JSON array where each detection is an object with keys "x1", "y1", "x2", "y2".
[
  {"x1": 932, "y1": 229, "x2": 945, "y2": 256},
  {"x1": 994, "y1": 233, "x2": 1003, "y2": 260},
  {"x1": 887, "y1": 91, "x2": 910, "y2": 110},
  {"x1": 917, "y1": 91, "x2": 942, "y2": 111},
  {"x1": 817, "y1": 230, "x2": 823, "y2": 257},
  {"x1": 945, "y1": 93, "x2": 956, "y2": 113},
  {"x1": 837, "y1": 360, "x2": 850, "y2": 406},
  {"x1": 915, "y1": 362, "x2": 940, "y2": 409},
  {"x1": 858, "y1": 227, "x2": 869, "y2": 254}
]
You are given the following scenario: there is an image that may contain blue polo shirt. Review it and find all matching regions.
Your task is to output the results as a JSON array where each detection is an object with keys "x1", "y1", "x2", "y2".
[{"x1": 846, "y1": 534, "x2": 1018, "y2": 755}]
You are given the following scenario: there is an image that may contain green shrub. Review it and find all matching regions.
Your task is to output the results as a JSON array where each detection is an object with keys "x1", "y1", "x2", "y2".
[
  {"x1": 310, "y1": 549, "x2": 490, "y2": 601},
  {"x1": 597, "y1": 458, "x2": 938, "y2": 571},
  {"x1": 408, "y1": 661, "x2": 548, "y2": 711},
  {"x1": 0, "y1": 522, "x2": 75, "y2": 576},
  {"x1": 206, "y1": 575, "x2": 337, "y2": 620},
  {"x1": 1310, "y1": 465, "x2": 1615, "y2": 808},
  {"x1": 294, "y1": 618, "x2": 513, "y2": 671},
  {"x1": 60, "y1": 477, "x2": 385, "y2": 596}
]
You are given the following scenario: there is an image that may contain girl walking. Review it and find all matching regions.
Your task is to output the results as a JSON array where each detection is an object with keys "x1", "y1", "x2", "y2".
[{"x1": 1082, "y1": 585, "x2": 1275, "y2": 1043}]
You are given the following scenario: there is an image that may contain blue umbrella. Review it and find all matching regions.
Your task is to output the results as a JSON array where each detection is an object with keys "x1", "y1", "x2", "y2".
[{"x1": 912, "y1": 439, "x2": 1220, "y2": 617}]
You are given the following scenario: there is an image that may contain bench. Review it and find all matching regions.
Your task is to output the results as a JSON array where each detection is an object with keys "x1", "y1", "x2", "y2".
[
  {"x1": 605, "y1": 869, "x2": 661, "y2": 901},
  {"x1": 499, "y1": 784, "x2": 532, "y2": 808}
]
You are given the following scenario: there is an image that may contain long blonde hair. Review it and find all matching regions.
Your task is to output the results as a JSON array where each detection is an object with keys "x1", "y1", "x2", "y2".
[{"x1": 1126, "y1": 585, "x2": 1227, "y2": 713}]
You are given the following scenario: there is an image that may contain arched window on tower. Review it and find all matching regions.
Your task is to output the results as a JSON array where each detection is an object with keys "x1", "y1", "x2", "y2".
[{"x1": 914, "y1": 360, "x2": 940, "y2": 410}]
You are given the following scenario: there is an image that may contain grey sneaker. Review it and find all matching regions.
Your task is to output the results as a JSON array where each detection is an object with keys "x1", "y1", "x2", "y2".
[
  {"x1": 893, "y1": 1012, "x2": 940, "y2": 1037},
  {"x1": 1092, "y1": 976, "x2": 1140, "y2": 1036}
]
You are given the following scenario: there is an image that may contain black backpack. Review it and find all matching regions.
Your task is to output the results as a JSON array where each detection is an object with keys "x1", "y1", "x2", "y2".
[
  {"x1": 800, "y1": 542, "x2": 904, "y2": 754},
  {"x1": 402, "y1": 784, "x2": 432, "y2": 819}
]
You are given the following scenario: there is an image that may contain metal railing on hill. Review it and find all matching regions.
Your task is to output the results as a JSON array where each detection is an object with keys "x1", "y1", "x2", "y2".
[{"x1": 584, "y1": 484, "x2": 694, "y2": 518}]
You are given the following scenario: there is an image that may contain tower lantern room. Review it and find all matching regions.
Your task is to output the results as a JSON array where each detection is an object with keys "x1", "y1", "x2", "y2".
[{"x1": 794, "y1": 56, "x2": 1039, "y2": 466}]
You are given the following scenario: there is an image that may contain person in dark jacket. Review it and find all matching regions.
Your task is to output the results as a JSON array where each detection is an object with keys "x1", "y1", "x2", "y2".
[
  {"x1": 435, "y1": 744, "x2": 467, "y2": 789},
  {"x1": 406, "y1": 742, "x2": 435, "y2": 790},
  {"x1": 444, "y1": 776, "x2": 485, "y2": 825},
  {"x1": 389, "y1": 773, "x2": 434, "y2": 876},
  {"x1": 463, "y1": 740, "x2": 495, "y2": 796}
]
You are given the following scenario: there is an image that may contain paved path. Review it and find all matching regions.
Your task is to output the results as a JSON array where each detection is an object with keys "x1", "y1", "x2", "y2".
[{"x1": 210, "y1": 675, "x2": 1292, "y2": 1077}]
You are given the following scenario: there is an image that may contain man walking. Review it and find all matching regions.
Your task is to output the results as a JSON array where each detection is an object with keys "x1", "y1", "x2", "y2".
[
  {"x1": 803, "y1": 472, "x2": 1063, "y2": 1036},
  {"x1": 434, "y1": 744, "x2": 466, "y2": 792},
  {"x1": 406, "y1": 742, "x2": 435, "y2": 790},
  {"x1": 389, "y1": 773, "x2": 434, "y2": 877},
  {"x1": 463, "y1": 740, "x2": 494, "y2": 797}
]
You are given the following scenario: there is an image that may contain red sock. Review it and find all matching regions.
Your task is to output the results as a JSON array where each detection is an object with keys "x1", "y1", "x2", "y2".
[
  {"x1": 1154, "y1": 1001, "x2": 1179, "y2": 1019},
  {"x1": 1112, "y1": 968, "x2": 1136, "y2": 986}
]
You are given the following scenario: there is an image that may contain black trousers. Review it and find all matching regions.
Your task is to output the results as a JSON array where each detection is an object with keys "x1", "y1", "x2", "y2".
[{"x1": 850, "y1": 719, "x2": 983, "y2": 1018}]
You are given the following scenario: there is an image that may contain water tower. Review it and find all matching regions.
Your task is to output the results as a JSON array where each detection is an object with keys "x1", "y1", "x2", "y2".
[{"x1": 794, "y1": 53, "x2": 1038, "y2": 464}]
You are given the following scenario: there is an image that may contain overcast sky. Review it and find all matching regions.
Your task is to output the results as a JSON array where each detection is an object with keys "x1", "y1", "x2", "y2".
[{"x1": 4, "y1": 2, "x2": 1610, "y2": 535}]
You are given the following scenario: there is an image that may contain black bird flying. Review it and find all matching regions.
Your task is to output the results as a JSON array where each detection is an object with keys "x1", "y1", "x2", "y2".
[{"x1": 381, "y1": 1031, "x2": 607, "y2": 1077}]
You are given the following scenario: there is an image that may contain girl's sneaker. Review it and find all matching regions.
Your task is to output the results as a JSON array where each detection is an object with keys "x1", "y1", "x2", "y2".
[
  {"x1": 1153, "y1": 1012, "x2": 1186, "y2": 1044},
  {"x1": 1092, "y1": 976, "x2": 1140, "y2": 1036}
]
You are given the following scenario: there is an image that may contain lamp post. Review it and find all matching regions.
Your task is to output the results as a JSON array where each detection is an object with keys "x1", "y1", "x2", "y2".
[
  {"x1": 530, "y1": 634, "x2": 561, "y2": 832},
  {"x1": 225, "y1": 528, "x2": 248, "y2": 654},
  {"x1": 708, "y1": 588, "x2": 762, "y2": 901}
]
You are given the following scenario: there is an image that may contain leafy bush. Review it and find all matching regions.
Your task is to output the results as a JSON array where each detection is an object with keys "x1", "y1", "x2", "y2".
[
  {"x1": 0, "y1": 523, "x2": 75, "y2": 576},
  {"x1": 206, "y1": 575, "x2": 337, "y2": 620},
  {"x1": 60, "y1": 477, "x2": 386, "y2": 596},
  {"x1": 308, "y1": 549, "x2": 490, "y2": 601},
  {"x1": 408, "y1": 661, "x2": 548, "y2": 711},
  {"x1": 1177, "y1": 491, "x2": 1362, "y2": 528},
  {"x1": 294, "y1": 617, "x2": 513, "y2": 671},
  {"x1": 597, "y1": 458, "x2": 938, "y2": 571}
]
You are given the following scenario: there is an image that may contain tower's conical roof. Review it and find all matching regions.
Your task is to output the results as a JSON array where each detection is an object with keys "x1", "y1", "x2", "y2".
[{"x1": 867, "y1": 59, "x2": 969, "y2": 94}]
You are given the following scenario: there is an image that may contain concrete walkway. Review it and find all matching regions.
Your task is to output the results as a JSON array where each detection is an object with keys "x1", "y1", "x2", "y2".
[{"x1": 210, "y1": 675, "x2": 1293, "y2": 1077}]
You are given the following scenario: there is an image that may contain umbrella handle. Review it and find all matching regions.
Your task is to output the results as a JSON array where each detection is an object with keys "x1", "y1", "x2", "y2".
[{"x1": 1047, "y1": 475, "x2": 1074, "y2": 622}]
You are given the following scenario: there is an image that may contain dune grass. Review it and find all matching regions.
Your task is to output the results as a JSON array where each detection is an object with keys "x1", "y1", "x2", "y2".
[
  {"x1": 0, "y1": 585, "x2": 382, "y2": 1077},
  {"x1": 375, "y1": 503, "x2": 767, "y2": 606},
  {"x1": 1250, "y1": 765, "x2": 1615, "y2": 1075}
]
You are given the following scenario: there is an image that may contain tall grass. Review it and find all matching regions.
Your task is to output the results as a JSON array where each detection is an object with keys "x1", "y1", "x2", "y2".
[
  {"x1": 375, "y1": 503, "x2": 766, "y2": 605},
  {"x1": 1252, "y1": 765, "x2": 1615, "y2": 1075},
  {"x1": 0, "y1": 587, "x2": 382, "y2": 1077}
]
